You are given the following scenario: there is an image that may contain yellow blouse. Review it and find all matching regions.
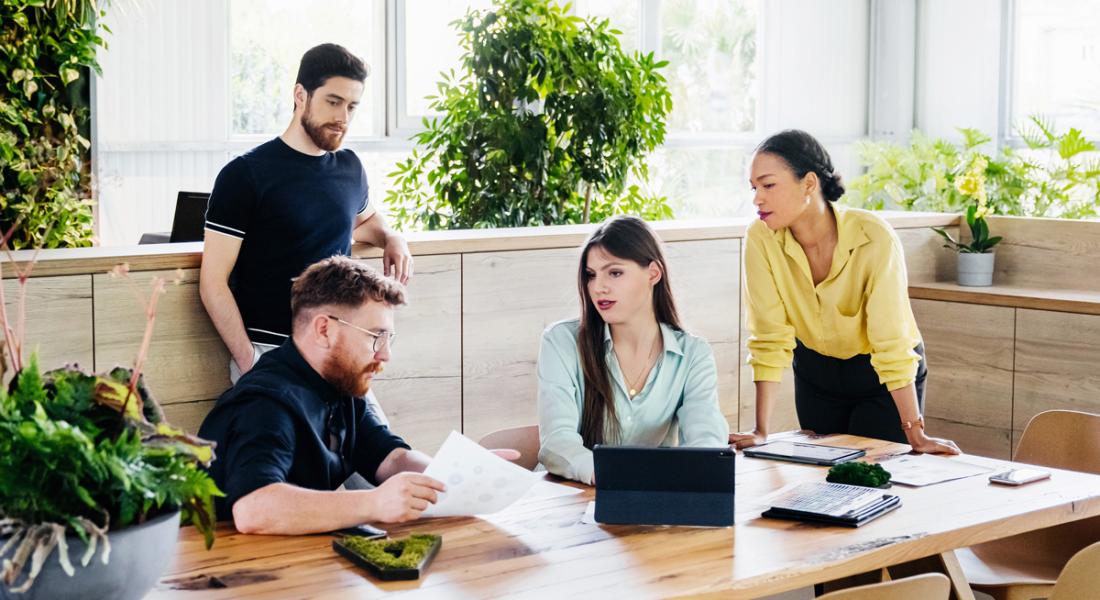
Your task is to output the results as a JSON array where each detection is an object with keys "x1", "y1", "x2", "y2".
[{"x1": 743, "y1": 205, "x2": 922, "y2": 391}]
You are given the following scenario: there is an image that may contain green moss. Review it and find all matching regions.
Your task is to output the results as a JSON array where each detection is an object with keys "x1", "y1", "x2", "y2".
[
  {"x1": 341, "y1": 534, "x2": 440, "y2": 570},
  {"x1": 827, "y1": 461, "x2": 892, "y2": 488}
]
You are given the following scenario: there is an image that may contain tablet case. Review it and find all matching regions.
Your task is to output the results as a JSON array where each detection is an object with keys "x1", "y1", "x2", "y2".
[
  {"x1": 594, "y1": 446, "x2": 735, "y2": 527},
  {"x1": 742, "y1": 441, "x2": 866, "y2": 466},
  {"x1": 762, "y1": 493, "x2": 901, "y2": 527}
]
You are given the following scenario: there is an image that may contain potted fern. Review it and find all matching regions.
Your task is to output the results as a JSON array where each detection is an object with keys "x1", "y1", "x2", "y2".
[
  {"x1": 0, "y1": 254, "x2": 222, "y2": 599},
  {"x1": 931, "y1": 155, "x2": 1003, "y2": 286}
]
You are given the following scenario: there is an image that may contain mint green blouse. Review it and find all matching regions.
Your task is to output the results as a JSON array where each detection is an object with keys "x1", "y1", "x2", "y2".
[{"x1": 536, "y1": 319, "x2": 730, "y2": 484}]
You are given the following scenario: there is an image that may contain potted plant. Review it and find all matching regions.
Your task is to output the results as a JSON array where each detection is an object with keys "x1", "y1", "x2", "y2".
[
  {"x1": 387, "y1": 0, "x2": 674, "y2": 230},
  {"x1": 0, "y1": 255, "x2": 221, "y2": 600},
  {"x1": 931, "y1": 155, "x2": 1002, "y2": 286}
]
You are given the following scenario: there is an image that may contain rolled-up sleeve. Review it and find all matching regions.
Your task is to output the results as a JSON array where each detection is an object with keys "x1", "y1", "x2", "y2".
[
  {"x1": 536, "y1": 325, "x2": 595, "y2": 485},
  {"x1": 865, "y1": 230, "x2": 921, "y2": 390},
  {"x1": 743, "y1": 227, "x2": 796, "y2": 383},
  {"x1": 675, "y1": 340, "x2": 731, "y2": 446}
]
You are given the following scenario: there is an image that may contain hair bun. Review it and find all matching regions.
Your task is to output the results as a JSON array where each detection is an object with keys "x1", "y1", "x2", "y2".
[{"x1": 822, "y1": 172, "x2": 846, "y2": 202}]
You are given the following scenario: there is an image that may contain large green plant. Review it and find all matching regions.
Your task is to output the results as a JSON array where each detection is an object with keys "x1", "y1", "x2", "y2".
[
  {"x1": 1, "y1": 0, "x2": 107, "y2": 249},
  {"x1": 845, "y1": 116, "x2": 1100, "y2": 220},
  {"x1": 387, "y1": 0, "x2": 674, "y2": 230},
  {"x1": 0, "y1": 262, "x2": 221, "y2": 593}
]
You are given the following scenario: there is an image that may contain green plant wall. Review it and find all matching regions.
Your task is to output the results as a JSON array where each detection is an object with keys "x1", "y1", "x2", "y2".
[{"x1": 1, "y1": 0, "x2": 108, "y2": 249}]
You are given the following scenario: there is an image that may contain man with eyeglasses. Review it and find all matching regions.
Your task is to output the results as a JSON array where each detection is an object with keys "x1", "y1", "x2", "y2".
[{"x1": 198, "y1": 256, "x2": 444, "y2": 534}]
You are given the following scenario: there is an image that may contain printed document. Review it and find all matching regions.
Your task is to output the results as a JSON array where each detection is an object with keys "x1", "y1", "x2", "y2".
[{"x1": 422, "y1": 430, "x2": 541, "y2": 517}]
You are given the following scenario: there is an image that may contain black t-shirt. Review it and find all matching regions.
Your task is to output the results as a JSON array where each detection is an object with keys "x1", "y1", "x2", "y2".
[
  {"x1": 204, "y1": 138, "x2": 370, "y2": 345},
  {"x1": 198, "y1": 340, "x2": 409, "y2": 520}
]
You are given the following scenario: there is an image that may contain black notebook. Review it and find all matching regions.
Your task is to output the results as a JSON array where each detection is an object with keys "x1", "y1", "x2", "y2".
[{"x1": 761, "y1": 482, "x2": 900, "y2": 527}]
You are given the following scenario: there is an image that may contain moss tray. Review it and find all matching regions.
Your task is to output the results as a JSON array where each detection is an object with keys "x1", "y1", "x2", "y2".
[{"x1": 333, "y1": 534, "x2": 442, "y2": 581}]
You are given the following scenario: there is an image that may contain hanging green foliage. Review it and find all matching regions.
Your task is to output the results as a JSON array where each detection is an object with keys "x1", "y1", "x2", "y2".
[
  {"x1": 387, "y1": 0, "x2": 674, "y2": 230},
  {"x1": 1, "y1": 0, "x2": 108, "y2": 249}
]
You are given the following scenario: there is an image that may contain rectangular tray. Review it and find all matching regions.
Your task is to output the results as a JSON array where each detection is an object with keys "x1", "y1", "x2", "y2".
[{"x1": 332, "y1": 536, "x2": 442, "y2": 581}]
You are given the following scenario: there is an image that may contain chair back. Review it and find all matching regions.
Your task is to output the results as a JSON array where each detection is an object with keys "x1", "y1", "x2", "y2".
[
  {"x1": 819, "y1": 573, "x2": 950, "y2": 600},
  {"x1": 1013, "y1": 410, "x2": 1100, "y2": 551},
  {"x1": 1050, "y1": 541, "x2": 1100, "y2": 600},
  {"x1": 478, "y1": 425, "x2": 540, "y2": 471},
  {"x1": 1014, "y1": 410, "x2": 1100, "y2": 474}
]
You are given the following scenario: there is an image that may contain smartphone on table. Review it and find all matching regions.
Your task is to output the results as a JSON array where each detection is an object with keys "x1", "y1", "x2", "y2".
[{"x1": 989, "y1": 468, "x2": 1051, "y2": 486}]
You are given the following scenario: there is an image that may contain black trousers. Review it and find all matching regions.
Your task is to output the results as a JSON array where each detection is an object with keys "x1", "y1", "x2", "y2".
[{"x1": 792, "y1": 340, "x2": 927, "y2": 444}]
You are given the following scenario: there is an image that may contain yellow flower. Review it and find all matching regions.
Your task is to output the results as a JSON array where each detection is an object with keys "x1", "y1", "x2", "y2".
[
  {"x1": 955, "y1": 173, "x2": 982, "y2": 197},
  {"x1": 955, "y1": 154, "x2": 989, "y2": 205}
]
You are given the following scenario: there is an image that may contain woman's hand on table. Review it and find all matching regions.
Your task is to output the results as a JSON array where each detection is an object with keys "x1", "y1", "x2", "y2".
[
  {"x1": 729, "y1": 430, "x2": 768, "y2": 450},
  {"x1": 907, "y1": 431, "x2": 961, "y2": 455}
]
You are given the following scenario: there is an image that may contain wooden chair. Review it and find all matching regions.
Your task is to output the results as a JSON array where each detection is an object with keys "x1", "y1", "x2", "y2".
[
  {"x1": 819, "y1": 573, "x2": 950, "y2": 599},
  {"x1": 1049, "y1": 540, "x2": 1100, "y2": 600},
  {"x1": 957, "y1": 410, "x2": 1100, "y2": 600},
  {"x1": 478, "y1": 425, "x2": 540, "y2": 471}
]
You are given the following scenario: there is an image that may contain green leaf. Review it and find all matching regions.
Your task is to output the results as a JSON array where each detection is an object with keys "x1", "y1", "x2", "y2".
[
  {"x1": 1057, "y1": 128, "x2": 1096, "y2": 160},
  {"x1": 17, "y1": 169, "x2": 37, "y2": 188},
  {"x1": 957, "y1": 127, "x2": 991, "y2": 149}
]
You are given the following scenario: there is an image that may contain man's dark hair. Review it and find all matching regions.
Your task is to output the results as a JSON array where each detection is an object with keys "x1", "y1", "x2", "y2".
[
  {"x1": 291, "y1": 256, "x2": 405, "y2": 330},
  {"x1": 295, "y1": 43, "x2": 370, "y2": 95}
]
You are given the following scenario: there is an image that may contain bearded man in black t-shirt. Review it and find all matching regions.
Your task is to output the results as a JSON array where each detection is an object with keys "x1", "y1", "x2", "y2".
[{"x1": 200, "y1": 43, "x2": 413, "y2": 383}]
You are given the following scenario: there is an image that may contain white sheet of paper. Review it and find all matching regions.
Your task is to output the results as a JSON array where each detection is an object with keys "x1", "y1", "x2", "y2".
[
  {"x1": 581, "y1": 501, "x2": 597, "y2": 525},
  {"x1": 421, "y1": 430, "x2": 540, "y2": 517},
  {"x1": 878, "y1": 453, "x2": 992, "y2": 487}
]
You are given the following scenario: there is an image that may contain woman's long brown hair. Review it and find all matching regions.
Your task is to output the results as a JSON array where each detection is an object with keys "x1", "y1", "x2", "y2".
[{"x1": 577, "y1": 216, "x2": 683, "y2": 449}]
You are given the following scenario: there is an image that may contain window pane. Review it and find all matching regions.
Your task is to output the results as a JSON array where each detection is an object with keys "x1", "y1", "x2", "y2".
[
  {"x1": 230, "y1": 0, "x2": 379, "y2": 136},
  {"x1": 1014, "y1": 0, "x2": 1100, "y2": 136},
  {"x1": 642, "y1": 146, "x2": 752, "y2": 219},
  {"x1": 660, "y1": 0, "x2": 758, "y2": 134},
  {"x1": 574, "y1": 0, "x2": 641, "y2": 54},
  {"x1": 402, "y1": 1, "x2": 492, "y2": 118}
]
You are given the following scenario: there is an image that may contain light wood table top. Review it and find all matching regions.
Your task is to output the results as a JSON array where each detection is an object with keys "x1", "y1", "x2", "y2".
[{"x1": 148, "y1": 432, "x2": 1100, "y2": 599}]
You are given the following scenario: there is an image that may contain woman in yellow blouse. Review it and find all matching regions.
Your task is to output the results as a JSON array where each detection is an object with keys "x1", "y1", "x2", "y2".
[{"x1": 729, "y1": 130, "x2": 959, "y2": 454}]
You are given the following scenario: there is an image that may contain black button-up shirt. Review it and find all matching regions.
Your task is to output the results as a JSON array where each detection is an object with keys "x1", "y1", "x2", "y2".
[{"x1": 199, "y1": 340, "x2": 409, "y2": 520}]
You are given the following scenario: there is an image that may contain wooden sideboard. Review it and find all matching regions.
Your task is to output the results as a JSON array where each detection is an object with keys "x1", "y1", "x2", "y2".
[{"x1": 4, "y1": 212, "x2": 1099, "y2": 459}]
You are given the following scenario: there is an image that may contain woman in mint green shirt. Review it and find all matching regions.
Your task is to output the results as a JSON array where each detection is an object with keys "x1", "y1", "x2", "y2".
[{"x1": 537, "y1": 216, "x2": 730, "y2": 485}]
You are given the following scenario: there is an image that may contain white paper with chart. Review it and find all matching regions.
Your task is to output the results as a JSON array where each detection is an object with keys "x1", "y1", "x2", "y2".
[
  {"x1": 421, "y1": 430, "x2": 541, "y2": 517},
  {"x1": 877, "y1": 453, "x2": 992, "y2": 487}
]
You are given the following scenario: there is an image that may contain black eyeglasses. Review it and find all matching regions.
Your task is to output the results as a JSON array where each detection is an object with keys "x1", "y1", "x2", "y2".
[{"x1": 326, "y1": 315, "x2": 397, "y2": 353}]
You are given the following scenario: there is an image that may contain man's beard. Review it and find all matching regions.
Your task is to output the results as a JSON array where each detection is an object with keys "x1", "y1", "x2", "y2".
[
  {"x1": 323, "y1": 350, "x2": 383, "y2": 398},
  {"x1": 301, "y1": 102, "x2": 346, "y2": 151}
]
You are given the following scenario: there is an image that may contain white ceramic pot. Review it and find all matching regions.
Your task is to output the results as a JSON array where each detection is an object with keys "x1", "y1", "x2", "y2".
[{"x1": 957, "y1": 251, "x2": 995, "y2": 287}]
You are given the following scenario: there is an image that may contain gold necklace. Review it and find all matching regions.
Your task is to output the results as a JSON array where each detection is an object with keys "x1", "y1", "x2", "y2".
[{"x1": 623, "y1": 334, "x2": 661, "y2": 397}]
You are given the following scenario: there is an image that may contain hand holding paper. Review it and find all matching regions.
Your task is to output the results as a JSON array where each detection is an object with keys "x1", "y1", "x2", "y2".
[{"x1": 421, "y1": 431, "x2": 540, "y2": 517}]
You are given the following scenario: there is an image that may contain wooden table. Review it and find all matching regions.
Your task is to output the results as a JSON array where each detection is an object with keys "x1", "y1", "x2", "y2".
[{"x1": 148, "y1": 433, "x2": 1100, "y2": 599}]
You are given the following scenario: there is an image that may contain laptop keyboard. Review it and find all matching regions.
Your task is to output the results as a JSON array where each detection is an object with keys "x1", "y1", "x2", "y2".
[{"x1": 770, "y1": 482, "x2": 886, "y2": 517}]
